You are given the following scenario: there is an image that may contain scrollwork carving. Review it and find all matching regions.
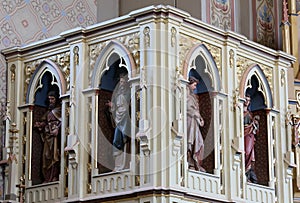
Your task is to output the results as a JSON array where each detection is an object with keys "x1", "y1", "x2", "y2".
[
  {"x1": 88, "y1": 32, "x2": 140, "y2": 83},
  {"x1": 236, "y1": 56, "x2": 273, "y2": 98},
  {"x1": 179, "y1": 35, "x2": 222, "y2": 78},
  {"x1": 23, "y1": 52, "x2": 70, "y2": 101},
  {"x1": 120, "y1": 33, "x2": 140, "y2": 75},
  {"x1": 89, "y1": 42, "x2": 107, "y2": 85},
  {"x1": 202, "y1": 41, "x2": 222, "y2": 77}
]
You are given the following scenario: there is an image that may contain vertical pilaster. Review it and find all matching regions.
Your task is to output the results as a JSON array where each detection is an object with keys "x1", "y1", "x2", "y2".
[
  {"x1": 273, "y1": 61, "x2": 289, "y2": 203},
  {"x1": 224, "y1": 39, "x2": 241, "y2": 201},
  {"x1": 66, "y1": 38, "x2": 89, "y2": 198},
  {"x1": 5, "y1": 59, "x2": 24, "y2": 201}
]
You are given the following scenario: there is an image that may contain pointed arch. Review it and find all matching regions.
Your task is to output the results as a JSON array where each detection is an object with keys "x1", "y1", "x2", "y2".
[
  {"x1": 240, "y1": 64, "x2": 273, "y2": 186},
  {"x1": 26, "y1": 59, "x2": 67, "y2": 104},
  {"x1": 90, "y1": 40, "x2": 136, "y2": 88},
  {"x1": 239, "y1": 64, "x2": 273, "y2": 109},
  {"x1": 183, "y1": 43, "x2": 221, "y2": 174},
  {"x1": 183, "y1": 43, "x2": 221, "y2": 92}
]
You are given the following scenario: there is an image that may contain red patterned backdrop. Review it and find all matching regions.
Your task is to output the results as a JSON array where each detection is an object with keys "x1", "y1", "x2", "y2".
[
  {"x1": 98, "y1": 90, "x2": 115, "y2": 173},
  {"x1": 32, "y1": 105, "x2": 48, "y2": 185},
  {"x1": 198, "y1": 92, "x2": 215, "y2": 174},
  {"x1": 252, "y1": 110, "x2": 269, "y2": 186}
]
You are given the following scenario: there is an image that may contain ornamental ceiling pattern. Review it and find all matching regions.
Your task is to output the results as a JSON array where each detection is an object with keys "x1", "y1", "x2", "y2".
[{"x1": 0, "y1": 0, "x2": 97, "y2": 119}]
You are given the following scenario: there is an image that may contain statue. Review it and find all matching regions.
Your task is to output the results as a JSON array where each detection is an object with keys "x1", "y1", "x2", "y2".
[
  {"x1": 34, "y1": 91, "x2": 61, "y2": 183},
  {"x1": 243, "y1": 95, "x2": 260, "y2": 183},
  {"x1": 186, "y1": 76, "x2": 206, "y2": 172},
  {"x1": 106, "y1": 74, "x2": 131, "y2": 171}
]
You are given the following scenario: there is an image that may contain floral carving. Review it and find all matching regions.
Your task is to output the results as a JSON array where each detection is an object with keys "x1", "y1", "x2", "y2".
[
  {"x1": 89, "y1": 32, "x2": 140, "y2": 85},
  {"x1": 236, "y1": 56, "x2": 273, "y2": 94},
  {"x1": 179, "y1": 35, "x2": 222, "y2": 78},
  {"x1": 24, "y1": 52, "x2": 70, "y2": 101},
  {"x1": 229, "y1": 49, "x2": 234, "y2": 69}
]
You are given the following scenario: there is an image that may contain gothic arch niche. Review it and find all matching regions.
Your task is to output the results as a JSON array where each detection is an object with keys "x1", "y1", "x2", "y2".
[
  {"x1": 26, "y1": 60, "x2": 66, "y2": 185},
  {"x1": 184, "y1": 44, "x2": 221, "y2": 174},
  {"x1": 92, "y1": 41, "x2": 136, "y2": 174},
  {"x1": 240, "y1": 65, "x2": 273, "y2": 186}
]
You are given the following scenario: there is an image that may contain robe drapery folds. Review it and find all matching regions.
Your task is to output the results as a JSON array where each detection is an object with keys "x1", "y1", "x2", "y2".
[
  {"x1": 244, "y1": 111, "x2": 259, "y2": 172},
  {"x1": 187, "y1": 88, "x2": 205, "y2": 170}
]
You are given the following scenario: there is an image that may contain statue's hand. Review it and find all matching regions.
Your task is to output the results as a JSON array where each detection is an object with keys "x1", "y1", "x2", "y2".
[
  {"x1": 196, "y1": 117, "x2": 204, "y2": 127},
  {"x1": 50, "y1": 126, "x2": 59, "y2": 137}
]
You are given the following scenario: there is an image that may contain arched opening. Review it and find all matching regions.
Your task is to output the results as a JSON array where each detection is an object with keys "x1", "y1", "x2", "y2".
[
  {"x1": 97, "y1": 53, "x2": 131, "y2": 173},
  {"x1": 31, "y1": 69, "x2": 62, "y2": 185},
  {"x1": 244, "y1": 74, "x2": 269, "y2": 186},
  {"x1": 187, "y1": 54, "x2": 215, "y2": 174},
  {"x1": 183, "y1": 43, "x2": 221, "y2": 176}
]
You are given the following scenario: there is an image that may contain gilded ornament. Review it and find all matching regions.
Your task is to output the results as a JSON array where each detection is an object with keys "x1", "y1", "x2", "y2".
[
  {"x1": 10, "y1": 64, "x2": 16, "y2": 82},
  {"x1": 89, "y1": 42, "x2": 106, "y2": 81},
  {"x1": 236, "y1": 56, "x2": 273, "y2": 101},
  {"x1": 64, "y1": 166, "x2": 69, "y2": 174},
  {"x1": 260, "y1": 64, "x2": 273, "y2": 93},
  {"x1": 136, "y1": 111, "x2": 140, "y2": 121},
  {"x1": 64, "y1": 188, "x2": 68, "y2": 197},
  {"x1": 118, "y1": 32, "x2": 140, "y2": 75},
  {"x1": 87, "y1": 162, "x2": 92, "y2": 173},
  {"x1": 202, "y1": 41, "x2": 222, "y2": 77},
  {"x1": 229, "y1": 49, "x2": 234, "y2": 69},
  {"x1": 22, "y1": 135, "x2": 26, "y2": 145},
  {"x1": 89, "y1": 32, "x2": 140, "y2": 83},
  {"x1": 22, "y1": 154, "x2": 26, "y2": 164},
  {"x1": 179, "y1": 35, "x2": 222, "y2": 78},
  {"x1": 23, "y1": 52, "x2": 70, "y2": 101},
  {"x1": 236, "y1": 57, "x2": 251, "y2": 82},
  {"x1": 136, "y1": 91, "x2": 140, "y2": 100},
  {"x1": 87, "y1": 183, "x2": 92, "y2": 193},
  {"x1": 179, "y1": 36, "x2": 198, "y2": 73},
  {"x1": 55, "y1": 53, "x2": 71, "y2": 90},
  {"x1": 232, "y1": 88, "x2": 240, "y2": 112}
]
